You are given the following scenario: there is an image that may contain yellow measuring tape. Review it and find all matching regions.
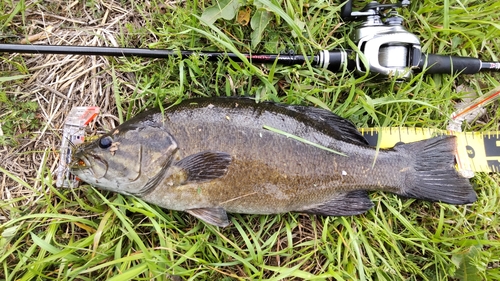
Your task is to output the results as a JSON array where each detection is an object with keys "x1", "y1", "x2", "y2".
[
  {"x1": 358, "y1": 85, "x2": 500, "y2": 174},
  {"x1": 359, "y1": 127, "x2": 500, "y2": 173}
]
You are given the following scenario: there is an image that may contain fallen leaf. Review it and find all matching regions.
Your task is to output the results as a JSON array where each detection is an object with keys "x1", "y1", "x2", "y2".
[{"x1": 237, "y1": 6, "x2": 251, "y2": 26}]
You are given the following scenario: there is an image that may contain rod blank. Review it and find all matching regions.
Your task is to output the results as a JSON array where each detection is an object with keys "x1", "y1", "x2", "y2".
[{"x1": 1, "y1": 43, "x2": 497, "y2": 76}]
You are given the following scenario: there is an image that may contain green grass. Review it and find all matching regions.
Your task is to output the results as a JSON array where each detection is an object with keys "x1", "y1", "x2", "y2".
[{"x1": 1, "y1": 0, "x2": 500, "y2": 280}]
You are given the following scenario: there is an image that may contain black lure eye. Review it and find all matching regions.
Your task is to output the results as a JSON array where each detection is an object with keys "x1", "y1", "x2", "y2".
[{"x1": 98, "y1": 136, "x2": 113, "y2": 149}]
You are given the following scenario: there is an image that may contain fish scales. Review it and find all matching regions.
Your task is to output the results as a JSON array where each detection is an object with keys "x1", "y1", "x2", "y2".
[
  {"x1": 147, "y1": 101, "x2": 404, "y2": 210},
  {"x1": 71, "y1": 97, "x2": 477, "y2": 227}
]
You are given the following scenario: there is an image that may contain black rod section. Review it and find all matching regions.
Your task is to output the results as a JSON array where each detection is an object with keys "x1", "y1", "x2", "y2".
[
  {"x1": 0, "y1": 43, "x2": 223, "y2": 59},
  {"x1": 0, "y1": 43, "x2": 353, "y2": 72},
  {"x1": 417, "y1": 54, "x2": 500, "y2": 74}
]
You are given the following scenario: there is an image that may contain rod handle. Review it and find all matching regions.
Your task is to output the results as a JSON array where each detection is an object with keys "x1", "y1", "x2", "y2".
[{"x1": 418, "y1": 54, "x2": 481, "y2": 74}]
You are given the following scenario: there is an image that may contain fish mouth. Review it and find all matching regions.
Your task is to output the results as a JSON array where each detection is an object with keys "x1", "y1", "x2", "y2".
[
  {"x1": 70, "y1": 154, "x2": 91, "y2": 170},
  {"x1": 70, "y1": 153, "x2": 109, "y2": 179}
]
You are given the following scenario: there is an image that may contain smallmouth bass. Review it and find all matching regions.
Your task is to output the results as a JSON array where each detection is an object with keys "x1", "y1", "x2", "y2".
[{"x1": 70, "y1": 97, "x2": 477, "y2": 227}]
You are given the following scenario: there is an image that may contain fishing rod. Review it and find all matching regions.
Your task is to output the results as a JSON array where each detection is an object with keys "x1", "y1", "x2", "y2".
[
  {"x1": 1, "y1": 0, "x2": 499, "y2": 81},
  {"x1": 0, "y1": 44, "x2": 354, "y2": 73}
]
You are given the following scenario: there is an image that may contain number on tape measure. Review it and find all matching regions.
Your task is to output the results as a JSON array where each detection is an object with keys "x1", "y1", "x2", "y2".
[{"x1": 359, "y1": 127, "x2": 500, "y2": 173}]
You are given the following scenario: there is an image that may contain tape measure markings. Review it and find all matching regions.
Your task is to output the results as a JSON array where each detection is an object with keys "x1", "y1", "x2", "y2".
[{"x1": 359, "y1": 127, "x2": 500, "y2": 173}]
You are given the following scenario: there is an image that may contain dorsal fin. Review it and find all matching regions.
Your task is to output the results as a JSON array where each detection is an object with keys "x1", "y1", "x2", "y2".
[
  {"x1": 170, "y1": 97, "x2": 369, "y2": 146},
  {"x1": 284, "y1": 105, "x2": 369, "y2": 146}
]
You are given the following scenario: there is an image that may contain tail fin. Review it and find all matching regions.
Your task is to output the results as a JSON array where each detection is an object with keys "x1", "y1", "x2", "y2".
[{"x1": 395, "y1": 136, "x2": 477, "y2": 205}]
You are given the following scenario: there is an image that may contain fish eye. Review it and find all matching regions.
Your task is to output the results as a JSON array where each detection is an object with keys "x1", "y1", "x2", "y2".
[
  {"x1": 77, "y1": 159, "x2": 86, "y2": 167},
  {"x1": 98, "y1": 136, "x2": 113, "y2": 149}
]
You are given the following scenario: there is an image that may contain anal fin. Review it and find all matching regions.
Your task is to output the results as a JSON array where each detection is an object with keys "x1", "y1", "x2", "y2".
[
  {"x1": 301, "y1": 191, "x2": 374, "y2": 216},
  {"x1": 186, "y1": 207, "x2": 230, "y2": 227}
]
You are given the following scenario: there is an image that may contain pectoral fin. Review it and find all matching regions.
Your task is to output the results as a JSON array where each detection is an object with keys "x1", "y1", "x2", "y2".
[
  {"x1": 186, "y1": 207, "x2": 230, "y2": 227},
  {"x1": 175, "y1": 151, "x2": 232, "y2": 183},
  {"x1": 301, "y1": 191, "x2": 374, "y2": 216}
]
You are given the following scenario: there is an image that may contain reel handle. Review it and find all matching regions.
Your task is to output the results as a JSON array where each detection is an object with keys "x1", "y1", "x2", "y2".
[
  {"x1": 340, "y1": 0, "x2": 353, "y2": 20},
  {"x1": 340, "y1": 0, "x2": 410, "y2": 21}
]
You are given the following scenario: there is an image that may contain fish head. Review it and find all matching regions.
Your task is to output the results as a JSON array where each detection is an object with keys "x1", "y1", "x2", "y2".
[{"x1": 70, "y1": 121, "x2": 177, "y2": 195}]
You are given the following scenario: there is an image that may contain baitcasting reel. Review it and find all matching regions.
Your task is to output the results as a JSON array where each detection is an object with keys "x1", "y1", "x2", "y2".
[
  {"x1": 341, "y1": 0, "x2": 421, "y2": 80},
  {"x1": 337, "y1": 0, "x2": 500, "y2": 80}
]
